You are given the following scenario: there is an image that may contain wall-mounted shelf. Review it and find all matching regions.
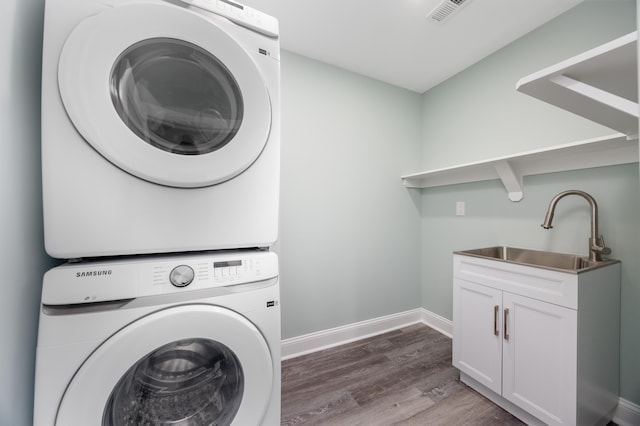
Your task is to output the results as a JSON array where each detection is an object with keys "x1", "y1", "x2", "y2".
[
  {"x1": 403, "y1": 31, "x2": 639, "y2": 202},
  {"x1": 516, "y1": 31, "x2": 638, "y2": 137},
  {"x1": 401, "y1": 133, "x2": 638, "y2": 201}
]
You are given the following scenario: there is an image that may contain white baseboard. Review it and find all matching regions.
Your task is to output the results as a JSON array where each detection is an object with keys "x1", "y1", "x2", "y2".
[
  {"x1": 281, "y1": 308, "x2": 425, "y2": 360},
  {"x1": 281, "y1": 308, "x2": 452, "y2": 360},
  {"x1": 420, "y1": 308, "x2": 453, "y2": 338},
  {"x1": 614, "y1": 397, "x2": 640, "y2": 426}
]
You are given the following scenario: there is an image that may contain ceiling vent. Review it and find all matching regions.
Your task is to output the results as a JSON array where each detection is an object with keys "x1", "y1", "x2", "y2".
[{"x1": 427, "y1": 0, "x2": 470, "y2": 24}]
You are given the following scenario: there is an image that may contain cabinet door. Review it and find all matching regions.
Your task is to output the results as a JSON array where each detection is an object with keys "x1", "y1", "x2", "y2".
[
  {"x1": 502, "y1": 292, "x2": 577, "y2": 426},
  {"x1": 453, "y1": 279, "x2": 503, "y2": 394}
]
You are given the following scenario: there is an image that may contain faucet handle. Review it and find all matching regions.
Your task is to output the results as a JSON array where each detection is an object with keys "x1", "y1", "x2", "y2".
[{"x1": 591, "y1": 236, "x2": 611, "y2": 255}]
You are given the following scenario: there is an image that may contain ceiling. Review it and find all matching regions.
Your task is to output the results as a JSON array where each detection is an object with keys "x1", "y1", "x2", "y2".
[{"x1": 239, "y1": 0, "x2": 585, "y2": 93}]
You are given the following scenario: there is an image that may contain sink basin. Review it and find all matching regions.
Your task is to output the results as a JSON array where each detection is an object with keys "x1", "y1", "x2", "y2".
[{"x1": 455, "y1": 246, "x2": 618, "y2": 273}]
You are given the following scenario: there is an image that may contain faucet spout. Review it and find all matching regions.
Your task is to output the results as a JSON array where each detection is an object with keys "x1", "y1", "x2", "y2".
[{"x1": 540, "y1": 190, "x2": 611, "y2": 262}]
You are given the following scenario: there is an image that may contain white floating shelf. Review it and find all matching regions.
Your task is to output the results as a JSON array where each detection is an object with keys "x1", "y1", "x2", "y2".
[
  {"x1": 516, "y1": 31, "x2": 638, "y2": 137},
  {"x1": 404, "y1": 32, "x2": 639, "y2": 201},
  {"x1": 401, "y1": 133, "x2": 639, "y2": 201}
]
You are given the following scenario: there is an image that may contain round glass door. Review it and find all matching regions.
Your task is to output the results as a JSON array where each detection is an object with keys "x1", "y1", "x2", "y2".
[
  {"x1": 58, "y1": 3, "x2": 272, "y2": 188},
  {"x1": 110, "y1": 38, "x2": 243, "y2": 156},
  {"x1": 103, "y1": 339, "x2": 243, "y2": 425},
  {"x1": 56, "y1": 305, "x2": 274, "y2": 425}
]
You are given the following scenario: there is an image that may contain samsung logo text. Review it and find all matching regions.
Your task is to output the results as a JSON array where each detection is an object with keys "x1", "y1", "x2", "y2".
[{"x1": 76, "y1": 270, "x2": 113, "y2": 278}]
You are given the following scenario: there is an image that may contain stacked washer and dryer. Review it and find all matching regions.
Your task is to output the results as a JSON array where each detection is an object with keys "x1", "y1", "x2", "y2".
[{"x1": 34, "y1": 0, "x2": 282, "y2": 424}]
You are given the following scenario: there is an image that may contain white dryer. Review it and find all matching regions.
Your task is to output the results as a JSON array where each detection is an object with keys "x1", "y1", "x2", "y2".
[
  {"x1": 41, "y1": 0, "x2": 280, "y2": 259},
  {"x1": 34, "y1": 250, "x2": 280, "y2": 425}
]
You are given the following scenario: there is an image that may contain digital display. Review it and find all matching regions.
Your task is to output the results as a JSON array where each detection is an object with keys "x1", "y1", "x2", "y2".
[{"x1": 214, "y1": 260, "x2": 242, "y2": 268}]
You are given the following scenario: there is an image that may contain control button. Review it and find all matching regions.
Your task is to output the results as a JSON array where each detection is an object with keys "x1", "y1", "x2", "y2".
[{"x1": 170, "y1": 265, "x2": 195, "y2": 287}]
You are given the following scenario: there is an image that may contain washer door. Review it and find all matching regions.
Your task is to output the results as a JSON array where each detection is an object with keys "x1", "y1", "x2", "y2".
[
  {"x1": 56, "y1": 305, "x2": 274, "y2": 425},
  {"x1": 58, "y1": 3, "x2": 272, "y2": 188}
]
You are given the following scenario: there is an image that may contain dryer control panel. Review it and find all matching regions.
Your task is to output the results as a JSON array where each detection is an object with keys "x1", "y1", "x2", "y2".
[
  {"x1": 42, "y1": 251, "x2": 278, "y2": 305},
  {"x1": 179, "y1": 0, "x2": 279, "y2": 37}
]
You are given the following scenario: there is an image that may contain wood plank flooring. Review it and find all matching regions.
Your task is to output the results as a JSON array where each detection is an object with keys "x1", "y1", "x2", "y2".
[{"x1": 280, "y1": 323, "x2": 525, "y2": 425}]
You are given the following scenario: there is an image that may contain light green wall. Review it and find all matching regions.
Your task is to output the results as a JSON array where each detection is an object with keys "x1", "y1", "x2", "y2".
[
  {"x1": 1, "y1": 0, "x2": 56, "y2": 425},
  {"x1": 421, "y1": 1, "x2": 636, "y2": 169},
  {"x1": 277, "y1": 51, "x2": 422, "y2": 339},
  {"x1": 419, "y1": 0, "x2": 639, "y2": 405},
  {"x1": 1, "y1": 0, "x2": 637, "y2": 423}
]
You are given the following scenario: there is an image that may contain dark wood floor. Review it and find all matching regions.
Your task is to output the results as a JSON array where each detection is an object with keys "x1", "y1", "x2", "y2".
[{"x1": 280, "y1": 323, "x2": 525, "y2": 425}]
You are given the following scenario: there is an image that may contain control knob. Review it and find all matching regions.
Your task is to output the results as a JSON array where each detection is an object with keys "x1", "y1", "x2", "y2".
[{"x1": 170, "y1": 265, "x2": 195, "y2": 287}]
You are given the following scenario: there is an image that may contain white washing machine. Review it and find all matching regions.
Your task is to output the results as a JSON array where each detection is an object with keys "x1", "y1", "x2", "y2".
[
  {"x1": 41, "y1": 0, "x2": 280, "y2": 259},
  {"x1": 34, "y1": 250, "x2": 281, "y2": 425}
]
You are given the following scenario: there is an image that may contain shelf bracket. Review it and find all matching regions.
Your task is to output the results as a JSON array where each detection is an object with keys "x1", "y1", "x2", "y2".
[
  {"x1": 494, "y1": 160, "x2": 523, "y2": 202},
  {"x1": 549, "y1": 74, "x2": 639, "y2": 118}
]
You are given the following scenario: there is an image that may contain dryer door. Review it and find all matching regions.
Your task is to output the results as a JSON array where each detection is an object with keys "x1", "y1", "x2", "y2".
[
  {"x1": 58, "y1": 3, "x2": 272, "y2": 188},
  {"x1": 56, "y1": 305, "x2": 274, "y2": 425}
]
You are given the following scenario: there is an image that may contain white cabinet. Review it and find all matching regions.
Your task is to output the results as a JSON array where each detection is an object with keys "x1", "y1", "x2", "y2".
[
  {"x1": 502, "y1": 292, "x2": 577, "y2": 424},
  {"x1": 454, "y1": 280, "x2": 577, "y2": 424},
  {"x1": 453, "y1": 253, "x2": 620, "y2": 426},
  {"x1": 454, "y1": 280, "x2": 502, "y2": 394}
]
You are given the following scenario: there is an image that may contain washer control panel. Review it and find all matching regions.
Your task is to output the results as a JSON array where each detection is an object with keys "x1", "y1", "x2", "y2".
[
  {"x1": 42, "y1": 251, "x2": 278, "y2": 305},
  {"x1": 142, "y1": 253, "x2": 275, "y2": 297}
]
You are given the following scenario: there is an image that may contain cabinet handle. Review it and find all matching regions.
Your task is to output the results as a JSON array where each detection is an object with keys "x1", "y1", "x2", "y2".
[
  {"x1": 494, "y1": 305, "x2": 499, "y2": 336},
  {"x1": 504, "y1": 308, "x2": 510, "y2": 341}
]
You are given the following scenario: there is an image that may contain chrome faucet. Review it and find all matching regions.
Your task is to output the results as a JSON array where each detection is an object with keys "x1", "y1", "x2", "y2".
[{"x1": 541, "y1": 190, "x2": 611, "y2": 262}]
